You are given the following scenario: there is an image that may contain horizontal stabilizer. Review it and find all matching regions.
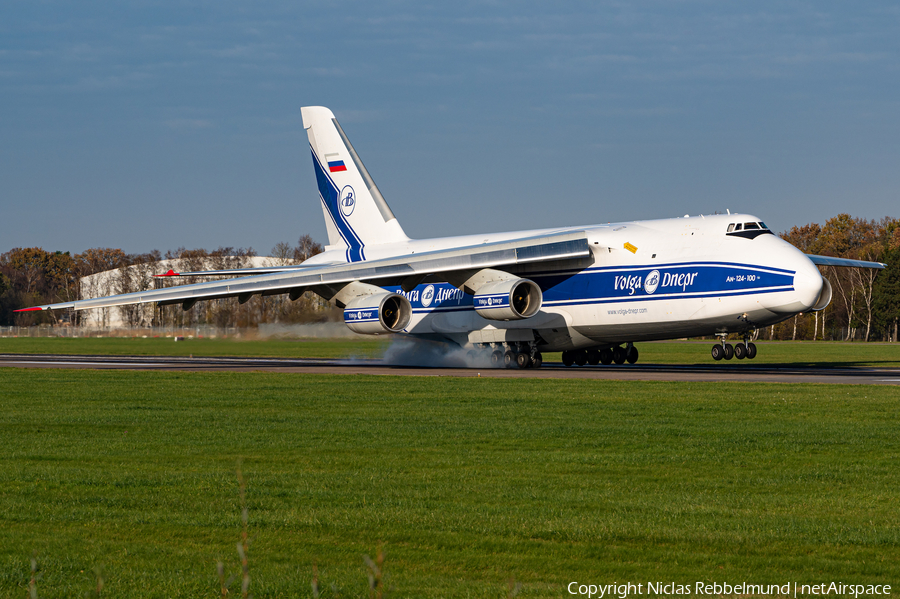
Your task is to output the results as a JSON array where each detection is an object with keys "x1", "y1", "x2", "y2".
[{"x1": 806, "y1": 255, "x2": 886, "y2": 269}]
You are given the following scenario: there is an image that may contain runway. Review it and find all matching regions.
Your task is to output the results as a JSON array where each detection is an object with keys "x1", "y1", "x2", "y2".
[{"x1": 2, "y1": 353, "x2": 899, "y2": 385}]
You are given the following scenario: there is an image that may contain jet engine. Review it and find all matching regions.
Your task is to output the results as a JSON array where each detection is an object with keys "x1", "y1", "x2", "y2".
[
  {"x1": 810, "y1": 276, "x2": 833, "y2": 312},
  {"x1": 473, "y1": 278, "x2": 542, "y2": 321},
  {"x1": 343, "y1": 291, "x2": 412, "y2": 335}
]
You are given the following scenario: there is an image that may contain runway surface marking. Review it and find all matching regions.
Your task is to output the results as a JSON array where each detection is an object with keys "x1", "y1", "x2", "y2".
[
  {"x1": 9, "y1": 360, "x2": 172, "y2": 367},
  {"x1": 2, "y1": 354, "x2": 899, "y2": 385}
]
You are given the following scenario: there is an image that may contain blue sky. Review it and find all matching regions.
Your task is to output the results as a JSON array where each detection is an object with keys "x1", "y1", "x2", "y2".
[{"x1": 2, "y1": 1, "x2": 898, "y2": 255}]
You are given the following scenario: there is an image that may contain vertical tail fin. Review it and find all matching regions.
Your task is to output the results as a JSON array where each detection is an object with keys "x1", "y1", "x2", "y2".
[{"x1": 302, "y1": 106, "x2": 409, "y2": 262}]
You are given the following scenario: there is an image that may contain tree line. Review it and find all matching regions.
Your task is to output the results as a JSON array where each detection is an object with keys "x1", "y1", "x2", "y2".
[
  {"x1": 2, "y1": 216, "x2": 899, "y2": 341},
  {"x1": 0, "y1": 235, "x2": 331, "y2": 328},
  {"x1": 778, "y1": 214, "x2": 899, "y2": 342}
]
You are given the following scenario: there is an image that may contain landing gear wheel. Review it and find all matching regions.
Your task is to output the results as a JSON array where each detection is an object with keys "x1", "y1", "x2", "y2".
[
  {"x1": 723, "y1": 344, "x2": 734, "y2": 360},
  {"x1": 747, "y1": 342, "x2": 757, "y2": 359},
  {"x1": 612, "y1": 346, "x2": 627, "y2": 365},
  {"x1": 531, "y1": 352, "x2": 542, "y2": 369},
  {"x1": 516, "y1": 352, "x2": 531, "y2": 369},
  {"x1": 504, "y1": 350, "x2": 515, "y2": 368},
  {"x1": 573, "y1": 350, "x2": 587, "y2": 366},
  {"x1": 491, "y1": 350, "x2": 503, "y2": 367},
  {"x1": 599, "y1": 349, "x2": 613, "y2": 365},
  {"x1": 626, "y1": 346, "x2": 639, "y2": 364},
  {"x1": 711, "y1": 344, "x2": 724, "y2": 361},
  {"x1": 734, "y1": 343, "x2": 746, "y2": 360},
  {"x1": 562, "y1": 351, "x2": 574, "y2": 367},
  {"x1": 587, "y1": 349, "x2": 601, "y2": 366}
]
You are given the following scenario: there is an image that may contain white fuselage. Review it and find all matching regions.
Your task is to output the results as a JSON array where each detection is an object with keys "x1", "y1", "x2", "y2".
[{"x1": 305, "y1": 213, "x2": 823, "y2": 351}]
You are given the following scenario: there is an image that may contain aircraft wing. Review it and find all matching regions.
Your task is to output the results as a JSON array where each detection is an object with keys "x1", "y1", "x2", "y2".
[
  {"x1": 806, "y1": 254, "x2": 886, "y2": 269},
  {"x1": 17, "y1": 231, "x2": 591, "y2": 313}
]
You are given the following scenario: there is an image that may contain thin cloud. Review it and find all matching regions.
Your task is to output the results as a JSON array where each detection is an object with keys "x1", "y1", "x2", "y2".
[
  {"x1": 72, "y1": 71, "x2": 154, "y2": 91},
  {"x1": 164, "y1": 118, "x2": 215, "y2": 130}
]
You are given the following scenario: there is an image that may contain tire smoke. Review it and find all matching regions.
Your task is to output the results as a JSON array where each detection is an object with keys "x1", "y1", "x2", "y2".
[{"x1": 381, "y1": 337, "x2": 494, "y2": 368}]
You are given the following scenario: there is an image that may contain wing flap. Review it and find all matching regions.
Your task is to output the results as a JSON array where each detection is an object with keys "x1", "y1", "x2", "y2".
[
  {"x1": 152, "y1": 264, "x2": 341, "y2": 278},
  {"x1": 18, "y1": 231, "x2": 591, "y2": 313}
]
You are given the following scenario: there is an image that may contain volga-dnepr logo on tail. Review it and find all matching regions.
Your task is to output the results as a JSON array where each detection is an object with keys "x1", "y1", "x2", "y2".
[{"x1": 340, "y1": 186, "x2": 355, "y2": 217}]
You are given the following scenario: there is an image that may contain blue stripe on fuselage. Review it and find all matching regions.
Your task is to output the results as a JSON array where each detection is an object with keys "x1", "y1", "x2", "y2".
[
  {"x1": 382, "y1": 262, "x2": 796, "y2": 314},
  {"x1": 538, "y1": 263, "x2": 794, "y2": 303}
]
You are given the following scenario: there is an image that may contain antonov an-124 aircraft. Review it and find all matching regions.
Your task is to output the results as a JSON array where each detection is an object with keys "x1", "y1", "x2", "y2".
[{"x1": 20, "y1": 106, "x2": 886, "y2": 368}]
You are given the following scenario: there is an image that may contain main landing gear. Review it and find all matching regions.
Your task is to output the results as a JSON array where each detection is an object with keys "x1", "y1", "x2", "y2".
[
  {"x1": 562, "y1": 343, "x2": 638, "y2": 367},
  {"x1": 469, "y1": 342, "x2": 542, "y2": 369},
  {"x1": 711, "y1": 335, "x2": 757, "y2": 361}
]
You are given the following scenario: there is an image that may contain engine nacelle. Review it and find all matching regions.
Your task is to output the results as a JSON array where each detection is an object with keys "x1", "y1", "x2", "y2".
[
  {"x1": 343, "y1": 292, "x2": 412, "y2": 335},
  {"x1": 810, "y1": 276, "x2": 833, "y2": 312},
  {"x1": 473, "y1": 278, "x2": 542, "y2": 321}
]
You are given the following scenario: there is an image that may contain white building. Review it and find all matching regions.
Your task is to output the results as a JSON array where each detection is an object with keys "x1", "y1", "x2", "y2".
[{"x1": 79, "y1": 256, "x2": 290, "y2": 329}]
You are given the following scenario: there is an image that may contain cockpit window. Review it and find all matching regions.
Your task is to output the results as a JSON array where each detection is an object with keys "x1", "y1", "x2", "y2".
[{"x1": 726, "y1": 220, "x2": 773, "y2": 239}]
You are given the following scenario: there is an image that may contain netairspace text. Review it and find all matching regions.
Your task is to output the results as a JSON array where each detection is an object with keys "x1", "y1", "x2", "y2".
[{"x1": 567, "y1": 581, "x2": 892, "y2": 598}]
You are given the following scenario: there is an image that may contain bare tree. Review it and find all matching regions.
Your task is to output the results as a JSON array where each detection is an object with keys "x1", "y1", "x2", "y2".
[
  {"x1": 294, "y1": 234, "x2": 323, "y2": 263},
  {"x1": 270, "y1": 242, "x2": 294, "y2": 266}
]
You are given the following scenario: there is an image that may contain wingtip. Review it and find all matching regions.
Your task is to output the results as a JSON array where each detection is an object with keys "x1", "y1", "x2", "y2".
[
  {"x1": 14, "y1": 307, "x2": 44, "y2": 312},
  {"x1": 153, "y1": 269, "x2": 180, "y2": 277}
]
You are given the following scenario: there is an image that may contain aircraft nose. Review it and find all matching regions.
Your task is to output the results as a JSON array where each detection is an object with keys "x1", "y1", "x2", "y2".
[
  {"x1": 762, "y1": 248, "x2": 824, "y2": 315},
  {"x1": 790, "y1": 255, "x2": 824, "y2": 311}
]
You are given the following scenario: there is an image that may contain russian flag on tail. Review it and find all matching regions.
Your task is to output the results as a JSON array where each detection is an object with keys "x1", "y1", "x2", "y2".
[{"x1": 325, "y1": 153, "x2": 347, "y2": 173}]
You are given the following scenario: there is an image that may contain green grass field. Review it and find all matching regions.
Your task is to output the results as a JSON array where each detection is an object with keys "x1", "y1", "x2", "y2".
[
  {"x1": 3, "y1": 336, "x2": 900, "y2": 367},
  {"x1": 1, "y1": 369, "x2": 898, "y2": 597}
]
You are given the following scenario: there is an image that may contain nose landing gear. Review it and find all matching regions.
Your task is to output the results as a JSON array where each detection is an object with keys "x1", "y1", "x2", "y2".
[
  {"x1": 711, "y1": 335, "x2": 757, "y2": 361},
  {"x1": 746, "y1": 341, "x2": 758, "y2": 359}
]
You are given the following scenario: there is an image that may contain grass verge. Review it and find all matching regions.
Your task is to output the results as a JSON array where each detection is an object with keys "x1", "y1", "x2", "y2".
[{"x1": 1, "y1": 369, "x2": 898, "y2": 597}]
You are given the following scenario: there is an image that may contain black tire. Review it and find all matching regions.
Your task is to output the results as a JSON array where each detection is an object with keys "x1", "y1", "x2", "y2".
[
  {"x1": 723, "y1": 344, "x2": 734, "y2": 360},
  {"x1": 586, "y1": 349, "x2": 601, "y2": 365},
  {"x1": 626, "y1": 346, "x2": 639, "y2": 364},
  {"x1": 531, "y1": 352, "x2": 542, "y2": 369},
  {"x1": 711, "y1": 344, "x2": 724, "y2": 361},
  {"x1": 562, "y1": 351, "x2": 574, "y2": 367},
  {"x1": 516, "y1": 352, "x2": 531, "y2": 369},
  {"x1": 734, "y1": 343, "x2": 746, "y2": 360},
  {"x1": 504, "y1": 350, "x2": 515, "y2": 368},
  {"x1": 491, "y1": 350, "x2": 503, "y2": 367},
  {"x1": 613, "y1": 346, "x2": 627, "y2": 365},
  {"x1": 573, "y1": 350, "x2": 587, "y2": 366},
  {"x1": 599, "y1": 348, "x2": 613, "y2": 365},
  {"x1": 747, "y1": 342, "x2": 757, "y2": 359}
]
